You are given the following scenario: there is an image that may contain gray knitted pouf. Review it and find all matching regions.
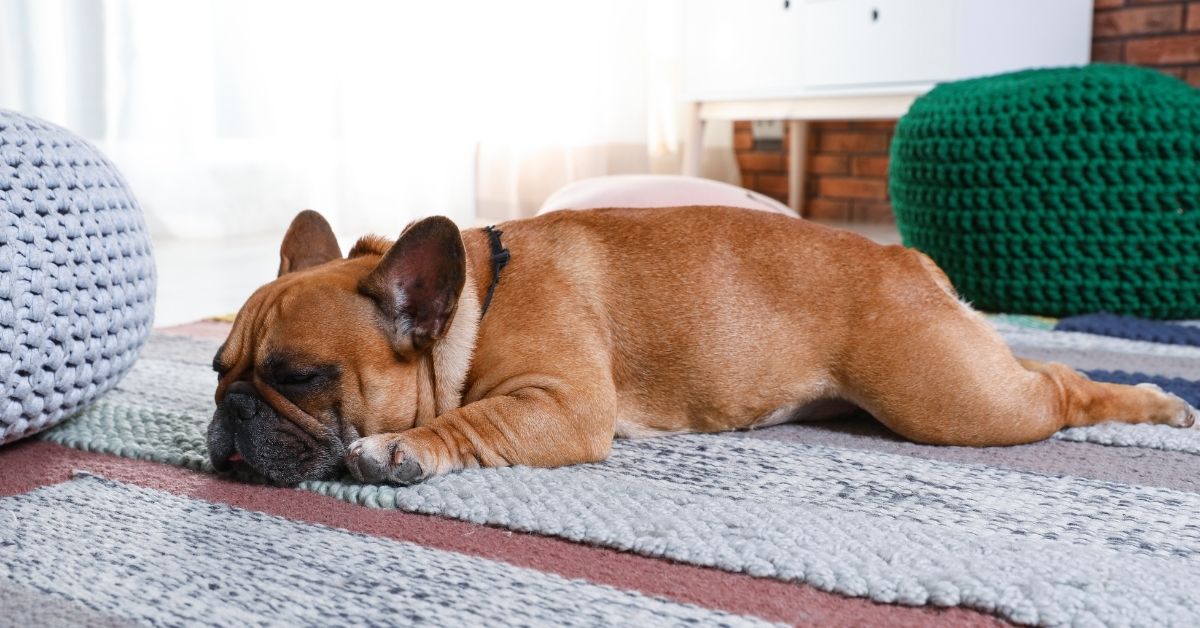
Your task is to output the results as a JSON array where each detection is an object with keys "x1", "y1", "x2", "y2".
[{"x1": 0, "y1": 110, "x2": 156, "y2": 445}]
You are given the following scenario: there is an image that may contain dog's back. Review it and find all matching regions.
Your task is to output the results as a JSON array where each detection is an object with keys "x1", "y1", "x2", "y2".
[{"x1": 470, "y1": 206, "x2": 912, "y2": 435}]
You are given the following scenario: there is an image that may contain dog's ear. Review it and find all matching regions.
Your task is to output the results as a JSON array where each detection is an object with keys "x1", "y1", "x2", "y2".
[
  {"x1": 358, "y1": 216, "x2": 466, "y2": 355},
  {"x1": 279, "y1": 210, "x2": 342, "y2": 276}
]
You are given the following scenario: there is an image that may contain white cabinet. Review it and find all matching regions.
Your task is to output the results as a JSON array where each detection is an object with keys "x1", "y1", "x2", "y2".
[
  {"x1": 803, "y1": 0, "x2": 958, "y2": 88},
  {"x1": 683, "y1": 0, "x2": 805, "y2": 100},
  {"x1": 683, "y1": 0, "x2": 1094, "y2": 99}
]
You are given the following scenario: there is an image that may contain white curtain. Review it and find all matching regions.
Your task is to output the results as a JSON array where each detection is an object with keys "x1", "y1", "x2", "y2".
[{"x1": 0, "y1": 0, "x2": 737, "y2": 240}]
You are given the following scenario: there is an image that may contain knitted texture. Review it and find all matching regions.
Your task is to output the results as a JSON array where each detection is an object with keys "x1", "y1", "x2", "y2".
[
  {"x1": 0, "y1": 110, "x2": 155, "y2": 444},
  {"x1": 1, "y1": 476, "x2": 768, "y2": 627},
  {"x1": 1055, "y1": 312, "x2": 1200, "y2": 347},
  {"x1": 35, "y1": 330, "x2": 1200, "y2": 625},
  {"x1": 890, "y1": 64, "x2": 1200, "y2": 318},
  {"x1": 1086, "y1": 370, "x2": 1200, "y2": 405}
]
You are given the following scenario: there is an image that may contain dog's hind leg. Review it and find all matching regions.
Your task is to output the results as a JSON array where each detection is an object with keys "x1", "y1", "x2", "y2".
[
  {"x1": 847, "y1": 320, "x2": 1198, "y2": 447},
  {"x1": 1016, "y1": 358, "x2": 1198, "y2": 430},
  {"x1": 838, "y1": 255, "x2": 1198, "y2": 446}
]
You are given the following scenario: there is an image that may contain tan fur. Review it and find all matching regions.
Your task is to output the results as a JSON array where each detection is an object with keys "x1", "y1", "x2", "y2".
[
  {"x1": 429, "y1": 273, "x2": 480, "y2": 416},
  {"x1": 218, "y1": 206, "x2": 1200, "y2": 484}
]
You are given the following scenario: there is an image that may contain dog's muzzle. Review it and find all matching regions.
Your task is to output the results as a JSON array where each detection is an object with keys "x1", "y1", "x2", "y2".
[{"x1": 207, "y1": 381, "x2": 343, "y2": 485}]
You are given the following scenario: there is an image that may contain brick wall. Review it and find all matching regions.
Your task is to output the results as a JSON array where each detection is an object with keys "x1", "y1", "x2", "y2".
[
  {"x1": 1092, "y1": 0, "x2": 1200, "y2": 82},
  {"x1": 736, "y1": 120, "x2": 897, "y2": 222},
  {"x1": 735, "y1": 0, "x2": 1200, "y2": 222}
]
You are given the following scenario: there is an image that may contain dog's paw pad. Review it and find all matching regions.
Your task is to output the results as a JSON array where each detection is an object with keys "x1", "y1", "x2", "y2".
[
  {"x1": 346, "y1": 436, "x2": 427, "y2": 485},
  {"x1": 390, "y1": 456, "x2": 425, "y2": 485},
  {"x1": 346, "y1": 438, "x2": 386, "y2": 483}
]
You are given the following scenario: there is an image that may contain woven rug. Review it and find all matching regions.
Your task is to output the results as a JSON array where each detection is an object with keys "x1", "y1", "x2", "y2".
[{"x1": 7, "y1": 316, "x2": 1200, "y2": 626}]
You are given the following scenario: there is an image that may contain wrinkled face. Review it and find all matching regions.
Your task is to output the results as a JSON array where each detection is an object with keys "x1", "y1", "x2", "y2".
[
  {"x1": 207, "y1": 259, "x2": 422, "y2": 484},
  {"x1": 206, "y1": 211, "x2": 467, "y2": 484}
]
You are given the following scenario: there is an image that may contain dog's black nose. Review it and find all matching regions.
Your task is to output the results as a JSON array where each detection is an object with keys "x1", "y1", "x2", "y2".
[{"x1": 226, "y1": 393, "x2": 257, "y2": 422}]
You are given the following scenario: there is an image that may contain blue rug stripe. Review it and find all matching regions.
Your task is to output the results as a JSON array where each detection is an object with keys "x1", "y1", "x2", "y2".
[
  {"x1": 1056, "y1": 313, "x2": 1200, "y2": 347},
  {"x1": 1083, "y1": 370, "x2": 1200, "y2": 407}
]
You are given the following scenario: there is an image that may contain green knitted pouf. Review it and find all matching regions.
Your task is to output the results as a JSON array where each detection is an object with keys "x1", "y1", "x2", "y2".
[{"x1": 890, "y1": 64, "x2": 1200, "y2": 318}]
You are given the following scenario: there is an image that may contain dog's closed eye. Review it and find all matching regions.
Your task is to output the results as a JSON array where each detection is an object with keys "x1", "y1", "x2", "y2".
[
  {"x1": 263, "y1": 359, "x2": 340, "y2": 390},
  {"x1": 277, "y1": 370, "x2": 320, "y2": 386}
]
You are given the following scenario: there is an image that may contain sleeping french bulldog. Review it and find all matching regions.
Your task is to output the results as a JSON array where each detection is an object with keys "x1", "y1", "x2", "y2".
[{"x1": 207, "y1": 207, "x2": 1199, "y2": 485}]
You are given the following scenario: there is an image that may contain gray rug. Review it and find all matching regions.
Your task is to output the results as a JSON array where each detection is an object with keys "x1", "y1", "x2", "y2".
[
  {"x1": 0, "y1": 475, "x2": 765, "y2": 627},
  {"x1": 37, "y1": 322, "x2": 1200, "y2": 626}
]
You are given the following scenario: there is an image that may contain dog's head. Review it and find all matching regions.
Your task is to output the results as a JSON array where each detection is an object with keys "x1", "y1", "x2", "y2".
[{"x1": 206, "y1": 210, "x2": 468, "y2": 484}]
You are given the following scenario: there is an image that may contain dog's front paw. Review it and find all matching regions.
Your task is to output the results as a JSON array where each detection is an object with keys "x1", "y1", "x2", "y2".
[{"x1": 346, "y1": 435, "x2": 428, "y2": 485}]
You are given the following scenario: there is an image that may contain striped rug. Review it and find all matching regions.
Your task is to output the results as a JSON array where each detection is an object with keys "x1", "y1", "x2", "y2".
[{"x1": 2, "y1": 317, "x2": 1199, "y2": 626}]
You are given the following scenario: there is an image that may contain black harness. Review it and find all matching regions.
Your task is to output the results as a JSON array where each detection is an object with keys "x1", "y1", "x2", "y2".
[{"x1": 480, "y1": 225, "x2": 510, "y2": 317}]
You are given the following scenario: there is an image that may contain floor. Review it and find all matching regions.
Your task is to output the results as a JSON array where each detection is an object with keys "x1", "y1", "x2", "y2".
[{"x1": 152, "y1": 220, "x2": 901, "y2": 327}]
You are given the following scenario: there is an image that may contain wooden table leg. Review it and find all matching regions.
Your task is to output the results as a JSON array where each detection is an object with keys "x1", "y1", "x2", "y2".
[{"x1": 787, "y1": 120, "x2": 808, "y2": 216}]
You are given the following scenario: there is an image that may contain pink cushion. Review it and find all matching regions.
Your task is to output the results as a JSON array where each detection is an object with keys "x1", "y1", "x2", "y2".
[{"x1": 537, "y1": 175, "x2": 799, "y2": 217}]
